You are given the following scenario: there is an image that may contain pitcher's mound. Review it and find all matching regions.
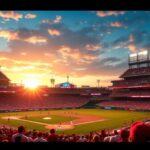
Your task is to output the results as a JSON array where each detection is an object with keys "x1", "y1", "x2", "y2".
[
  {"x1": 43, "y1": 117, "x2": 51, "y2": 120},
  {"x1": 45, "y1": 124, "x2": 74, "y2": 130}
]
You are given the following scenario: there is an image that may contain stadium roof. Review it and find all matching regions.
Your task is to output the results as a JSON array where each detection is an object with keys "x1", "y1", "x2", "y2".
[{"x1": 0, "y1": 71, "x2": 10, "y2": 81}]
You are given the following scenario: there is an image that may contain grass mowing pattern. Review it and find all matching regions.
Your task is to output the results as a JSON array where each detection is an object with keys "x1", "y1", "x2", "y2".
[{"x1": 0, "y1": 109, "x2": 149, "y2": 134}]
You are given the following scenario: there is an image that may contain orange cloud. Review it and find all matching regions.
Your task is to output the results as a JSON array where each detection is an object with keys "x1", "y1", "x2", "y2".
[
  {"x1": 0, "y1": 30, "x2": 18, "y2": 40},
  {"x1": 20, "y1": 52, "x2": 27, "y2": 56},
  {"x1": 127, "y1": 44, "x2": 137, "y2": 52},
  {"x1": 59, "y1": 46, "x2": 97, "y2": 64},
  {"x1": 0, "y1": 11, "x2": 23, "y2": 21},
  {"x1": 25, "y1": 13, "x2": 37, "y2": 19},
  {"x1": 0, "y1": 30, "x2": 47, "y2": 45},
  {"x1": 110, "y1": 22, "x2": 123, "y2": 27},
  {"x1": 96, "y1": 11, "x2": 125, "y2": 17},
  {"x1": 44, "y1": 53, "x2": 53, "y2": 57},
  {"x1": 0, "y1": 57, "x2": 51, "y2": 67},
  {"x1": 24, "y1": 36, "x2": 47, "y2": 44},
  {"x1": 48, "y1": 29, "x2": 61, "y2": 36}
]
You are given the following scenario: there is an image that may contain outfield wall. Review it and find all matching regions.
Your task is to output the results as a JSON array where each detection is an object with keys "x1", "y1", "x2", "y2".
[{"x1": 97, "y1": 106, "x2": 150, "y2": 112}]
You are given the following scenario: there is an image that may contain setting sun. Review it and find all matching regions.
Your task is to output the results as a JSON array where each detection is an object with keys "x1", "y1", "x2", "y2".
[{"x1": 23, "y1": 79, "x2": 39, "y2": 89}]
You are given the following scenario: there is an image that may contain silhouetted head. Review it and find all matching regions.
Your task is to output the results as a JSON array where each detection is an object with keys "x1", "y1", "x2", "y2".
[
  {"x1": 50, "y1": 129, "x2": 55, "y2": 134},
  {"x1": 18, "y1": 126, "x2": 25, "y2": 134}
]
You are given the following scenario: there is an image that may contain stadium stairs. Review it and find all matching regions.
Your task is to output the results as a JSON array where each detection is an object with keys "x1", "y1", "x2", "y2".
[{"x1": 81, "y1": 100, "x2": 102, "y2": 108}]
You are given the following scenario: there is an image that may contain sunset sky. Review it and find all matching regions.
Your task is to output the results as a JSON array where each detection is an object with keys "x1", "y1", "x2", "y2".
[{"x1": 0, "y1": 11, "x2": 149, "y2": 87}]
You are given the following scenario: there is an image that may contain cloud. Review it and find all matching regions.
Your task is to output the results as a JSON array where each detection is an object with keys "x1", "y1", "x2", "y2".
[
  {"x1": 0, "y1": 11, "x2": 23, "y2": 21},
  {"x1": 39, "y1": 21, "x2": 101, "y2": 50},
  {"x1": 53, "y1": 16, "x2": 62, "y2": 23},
  {"x1": 24, "y1": 36, "x2": 47, "y2": 44},
  {"x1": 101, "y1": 57, "x2": 122, "y2": 66},
  {"x1": 25, "y1": 13, "x2": 37, "y2": 19},
  {"x1": 127, "y1": 44, "x2": 138, "y2": 52},
  {"x1": 85, "y1": 44, "x2": 102, "y2": 51},
  {"x1": 96, "y1": 11, "x2": 125, "y2": 17},
  {"x1": 58, "y1": 45, "x2": 97, "y2": 64},
  {"x1": 129, "y1": 34, "x2": 135, "y2": 42},
  {"x1": 110, "y1": 34, "x2": 139, "y2": 53},
  {"x1": 0, "y1": 18, "x2": 125, "y2": 81},
  {"x1": 0, "y1": 56, "x2": 52, "y2": 77},
  {"x1": 48, "y1": 29, "x2": 61, "y2": 36},
  {"x1": 42, "y1": 15, "x2": 62, "y2": 24},
  {"x1": 73, "y1": 68, "x2": 87, "y2": 71},
  {"x1": 0, "y1": 30, "x2": 19, "y2": 40},
  {"x1": 110, "y1": 22, "x2": 123, "y2": 27},
  {"x1": 0, "y1": 57, "x2": 51, "y2": 67},
  {"x1": 0, "y1": 21, "x2": 105, "y2": 80},
  {"x1": 0, "y1": 29, "x2": 47, "y2": 44},
  {"x1": 20, "y1": 52, "x2": 27, "y2": 56}
]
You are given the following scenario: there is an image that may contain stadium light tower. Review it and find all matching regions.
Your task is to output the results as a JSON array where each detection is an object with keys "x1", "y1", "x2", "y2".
[
  {"x1": 50, "y1": 73, "x2": 55, "y2": 88},
  {"x1": 50, "y1": 78, "x2": 55, "y2": 88},
  {"x1": 67, "y1": 75, "x2": 69, "y2": 83},
  {"x1": 97, "y1": 79, "x2": 100, "y2": 88},
  {"x1": 138, "y1": 50, "x2": 148, "y2": 56}
]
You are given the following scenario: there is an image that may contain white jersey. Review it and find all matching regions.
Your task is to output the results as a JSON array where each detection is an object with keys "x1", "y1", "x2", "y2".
[{"x1": 12, "y1": 133, "x2": 29, "y2": 142}]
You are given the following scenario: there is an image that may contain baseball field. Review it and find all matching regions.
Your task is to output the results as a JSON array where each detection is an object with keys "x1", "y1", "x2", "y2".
[{"x1": 0, "y1": 108, "x2": 150, "y2": 134}]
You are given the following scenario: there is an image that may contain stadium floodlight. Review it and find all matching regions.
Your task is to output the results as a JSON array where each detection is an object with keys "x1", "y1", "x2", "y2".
[
  {"x1": 129, "y1": 53, "x2": 137, "y2": 57},
  {"x1": 138, "y1": 50, "x2": 148, "y2": 56}
]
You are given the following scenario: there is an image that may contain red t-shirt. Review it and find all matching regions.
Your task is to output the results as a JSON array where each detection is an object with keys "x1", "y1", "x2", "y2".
[{"x1": 47, "y1": 134, "x2": 58, "y2": 142}]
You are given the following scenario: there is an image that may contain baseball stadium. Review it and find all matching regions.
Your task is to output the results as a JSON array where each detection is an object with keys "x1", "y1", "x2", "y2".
[
  {"x1": 0, "y1": 50, "x2": 150, "y2": 142},
  {"x1": 0, "y1": 11, "x2": 150, "y2": 142}
]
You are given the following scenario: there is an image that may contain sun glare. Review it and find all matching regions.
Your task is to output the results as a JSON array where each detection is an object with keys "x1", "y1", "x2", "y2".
[{"x1": 23, "y1": 79, "x2": 39, "y2": 89}]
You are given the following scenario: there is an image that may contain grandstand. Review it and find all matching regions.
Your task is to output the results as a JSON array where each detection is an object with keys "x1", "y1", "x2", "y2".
[
  {"x1": 0, "y1": 70, "x2": 10, "y2": 88},
  {"x1": 97, "y1": 51, "x2": 150, "y2": 111},
  {"x1": 0, "y1": 70, "x2": 110, "y2": 111},
  {"x1": 111, "y1": 50, "x2": 150, "y2": 100}
]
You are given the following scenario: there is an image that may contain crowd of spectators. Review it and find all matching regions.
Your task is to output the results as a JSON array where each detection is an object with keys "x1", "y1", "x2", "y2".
[
  {"x1": 120, "y1": 67, "x2": 150, "y2": 78},
  {"x1": 0, "y1": 121, "x2": 150, "y2": 142},
  {"x1": 97, "y1": 100, "x2": 150, "y2": 110},
  {"x1": 112, "y1": 77, "x2": 150, "y2": 87},
  {"x1": 0, "y1": 95, "x2": 90, "y2": 111},
  {"x1": 111, "y1": 90, "x2": 150, "y2": 97}
]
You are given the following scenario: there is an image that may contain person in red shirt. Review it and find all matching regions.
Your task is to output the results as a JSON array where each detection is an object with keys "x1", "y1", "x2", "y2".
[
  {"x1": 47, "y1": 129, "x2": 58, "y2": 142},
  {"x1": 129, "y1": 121, "x2": 150, "y2": 142},
  {"x1": 119, "y1": 128, "x2": 129, "y2": 142}
]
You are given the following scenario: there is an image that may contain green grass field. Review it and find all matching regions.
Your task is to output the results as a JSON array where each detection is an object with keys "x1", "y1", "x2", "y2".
[
  {"x1": 25, "y1": 115, "x2": 77, "y2": 124},
  {"x1": 0, "y1": 109, "x2": 150, "y2": 134}
]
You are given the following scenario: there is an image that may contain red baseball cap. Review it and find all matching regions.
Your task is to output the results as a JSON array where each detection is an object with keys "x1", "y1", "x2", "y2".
[{"x1": 129, "y1": 121, "x2": 150, "y2": 142}]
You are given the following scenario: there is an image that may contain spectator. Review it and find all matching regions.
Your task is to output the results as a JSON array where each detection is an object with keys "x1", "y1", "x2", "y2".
[
  {"x1": 0, "y1": 122, "x2": 150, "y2": 143},
  {"x1": 34, "y1": 132, "x2": 47, "y2": 142},
  {"x1": 47, "y1": 129, "x2": 58, "y2": 142},
  {"x1": 2, "y1": 139, "x2": 8, "y2": 142},
  {"x1": 78, "y1": 135, "x2": 87, "y2": 142},
  {"x1": 119, "y1": 128, "x2": 129, "y2": 142},
  {"x1": 92, "y1": 135, "x2": 100, "y2": 142},
  {"x1": 25, "y1": 131, "x2": 33, "y2": 142},
  {"x1": 103, "y1": 135, "x2": 111, "y2": 142},
  {"x1": 12, "y1": 126, "x2": 28, "y2": 142},
  {"x1": 109, "y1": 130, "x2": 121, "y2": 142},
  {"x1": 129, "y1": 121, "x2": 150, "y2": 142}
]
